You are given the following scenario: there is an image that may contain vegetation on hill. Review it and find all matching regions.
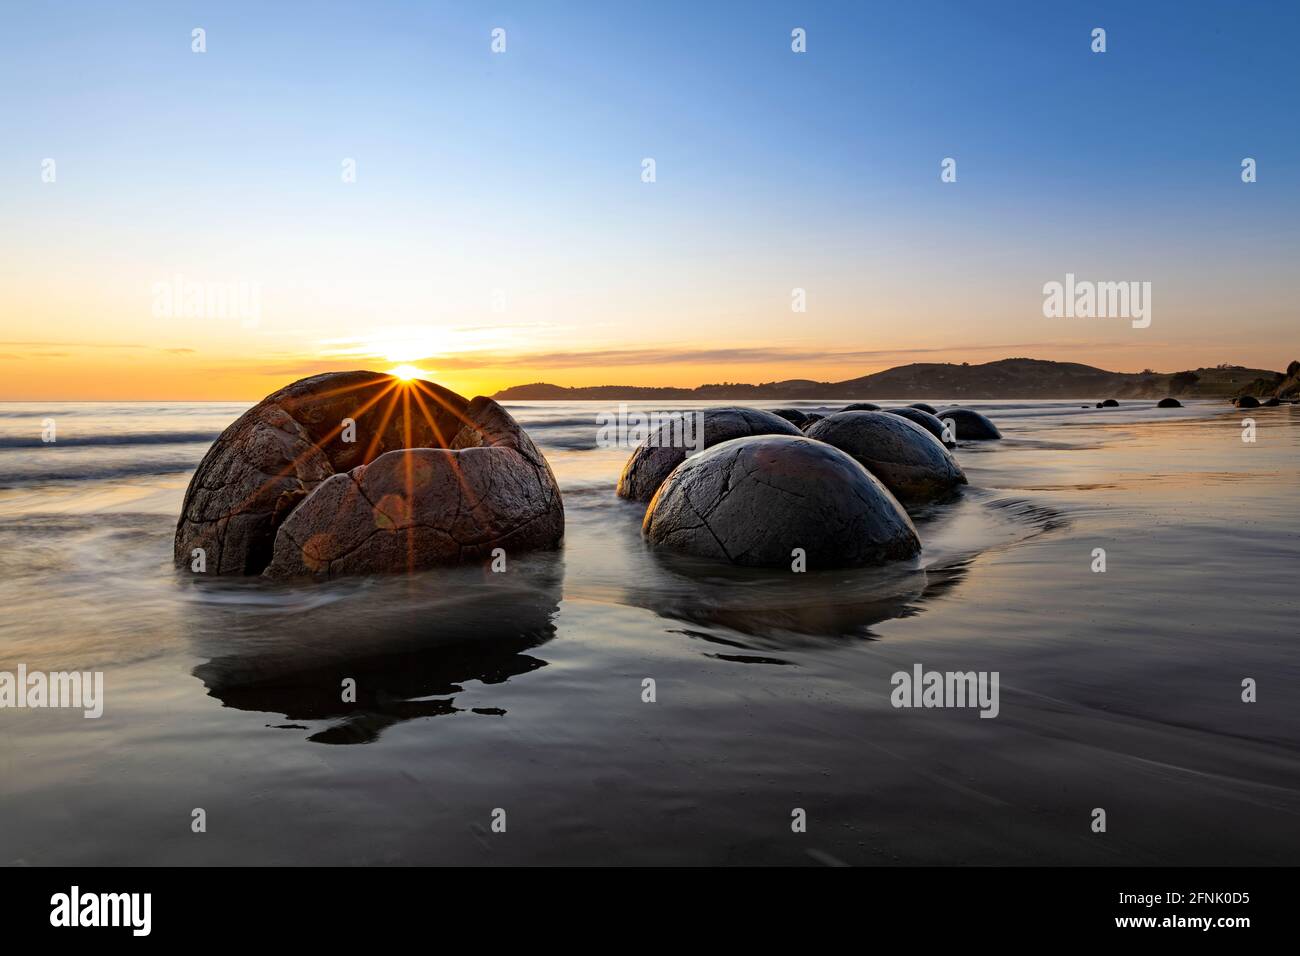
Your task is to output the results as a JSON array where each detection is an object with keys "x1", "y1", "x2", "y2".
[{"x1": 493, "y1": 358, "x2": 1293, "y2": 401}]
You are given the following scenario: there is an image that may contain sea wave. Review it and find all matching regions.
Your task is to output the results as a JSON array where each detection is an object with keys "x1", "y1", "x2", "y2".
[
  {"x1": 0, "y1": 431, "x2": 218, "y2": 448},
  {"x1": 0, "y1": 461, "x2": 197, "y2": 486}
]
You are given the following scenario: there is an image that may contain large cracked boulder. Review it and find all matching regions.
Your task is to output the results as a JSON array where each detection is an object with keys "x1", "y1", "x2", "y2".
[
  {"x1": 616, "y1": 406, "x2": 801, "y2": 503},
  {"x1": 642, "y1": 435, "x2": 920, "y2": 568},
  {"x1": 804, "y1": 411, "x2": 966, "y2": 504},
  {"x1": 175, "y1": 371, "x2": 563, "y2": 577},
  {"x1": 932, "y1": 407, "x2": 1002, "y2": 440},
  {"x1": 882, "y1": 406, "x2": 956, "y2": 448}
]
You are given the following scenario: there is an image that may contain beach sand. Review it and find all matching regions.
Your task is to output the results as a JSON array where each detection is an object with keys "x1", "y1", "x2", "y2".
[{"x1": 0, "y1": 399, "x2": 1296, "y2": 865}]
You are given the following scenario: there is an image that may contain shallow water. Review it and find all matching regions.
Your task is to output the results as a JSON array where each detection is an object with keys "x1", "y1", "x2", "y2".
[{"x1": 1, "y1": 398, "x2": 1297, "y2": 865}]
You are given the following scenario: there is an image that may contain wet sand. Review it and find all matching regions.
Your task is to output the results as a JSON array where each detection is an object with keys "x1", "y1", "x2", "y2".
[{"x1": 0, "y1": 400, "x2": 1297, "y2": 864}]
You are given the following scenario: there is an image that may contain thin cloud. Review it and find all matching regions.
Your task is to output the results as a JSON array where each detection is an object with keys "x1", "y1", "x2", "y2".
[
  {"x1": 379, "y1": 341, "x2": 1100, "y2": 370},
  {"x1": 242, "y1": 341, "x2": 1108, "y2": 380},
  {"x1": 0, "y1": 340, "x2": 149, "y2": 349}
]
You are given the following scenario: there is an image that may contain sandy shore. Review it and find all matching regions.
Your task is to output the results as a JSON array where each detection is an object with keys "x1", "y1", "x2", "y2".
[{"x1": 0, "y1": 400, "x2": 1296, "y2": 864}]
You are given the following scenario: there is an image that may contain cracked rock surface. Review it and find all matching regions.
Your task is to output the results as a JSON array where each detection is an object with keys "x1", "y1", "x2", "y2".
[
  {"x1": 616, "y1": 406, "x2": 801, "y2": 503},
  {"x1": 174, "y1": 371, "x2": 562, "y2": 577},
  {"x1": 881, "y1": 406, "x2": 957, "y2": 448},
  {"x1": 805, "y1": 411, "x2": 967, "y2": 504},
  {"x1": 932, "y1": 407, "x2": 1003, "y2": 440},
  {"x1": 642, "y1": 435, "x2": 920, "y2": 568}
]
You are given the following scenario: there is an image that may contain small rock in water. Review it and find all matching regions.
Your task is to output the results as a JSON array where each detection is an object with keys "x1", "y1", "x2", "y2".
[
  {"x1": 882, "y1": 406, "x2": 957, "y2": 448},
  {"x1": 931, "y1": 407, "x2": 1002, "y2": 440},
  {"x1": 617, "y1": 406, "x2": 801, "y2": 503},
  {"x1": 769, "y1": 407, "x2": 809, "y2": 427},
  {"x1": 805, "y1": 411, "x2": 966, "y2": 503}
]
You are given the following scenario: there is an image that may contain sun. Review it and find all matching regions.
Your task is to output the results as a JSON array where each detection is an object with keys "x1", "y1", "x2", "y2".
[{"x1": 388, "y1": 364, "x2": 426, "y2": 381}]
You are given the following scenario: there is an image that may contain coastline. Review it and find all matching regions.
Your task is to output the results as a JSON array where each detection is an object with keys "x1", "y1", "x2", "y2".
[{"x1": 0, "y1": 399, "x2": 1297, "y2": 865}]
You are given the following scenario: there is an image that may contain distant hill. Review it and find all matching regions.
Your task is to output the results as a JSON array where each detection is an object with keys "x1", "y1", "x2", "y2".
[
  {"x1": 493, "y1": 358, "x2": 1290, "y2": 401},
  {"x1": 1236, "y1": 360, "x2": 1300, "y2": 400}
]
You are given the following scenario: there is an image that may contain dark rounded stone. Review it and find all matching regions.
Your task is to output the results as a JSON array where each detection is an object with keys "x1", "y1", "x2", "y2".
[
  {"x1": 1157, "y1": 397, "x2": 1182, "y2": 408},
  {"x1": 804, "y1": 411, "x2": 966, "y2": 503},
  {"x1": 842, "y1": 402, "x2": 881, "y2": 411},
  {"x1": 1236, "y1": 395, "x2": 1261, "y2": 409},
  {"x1": 931, "y1": 407, "x2": 1002, "y2": 440},
  {"x1": 176, "y1": 371, "x2": 563, "y2": 578},
  {"x1": 642, "y1": 435, "x2": 920, "y2": 568},
  {"x1": 1100, "y1": 399, "x2": 1120, "y2": 408},
  {"x1": 882, "y1": 406, "x2": 956, "y2": 448},
  {"x1": 909, "y1": 402, "x2": 938, "y2": 414},
  {"x1": 769, "y1": 407, "x2": 809, "y2": 427},
  {"x1": 616, "y1": 406, "x2": 801, "y2": 502}
]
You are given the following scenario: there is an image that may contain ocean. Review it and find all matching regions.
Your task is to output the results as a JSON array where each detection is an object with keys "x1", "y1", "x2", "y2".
[{"x1": 1, "y1": 398, "x2": 1297, "y2": 865}]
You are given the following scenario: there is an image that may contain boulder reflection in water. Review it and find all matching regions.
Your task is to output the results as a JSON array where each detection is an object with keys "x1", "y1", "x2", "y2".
[{"x1": 183, "y1": 559, "x2": 562, "y2": 744}]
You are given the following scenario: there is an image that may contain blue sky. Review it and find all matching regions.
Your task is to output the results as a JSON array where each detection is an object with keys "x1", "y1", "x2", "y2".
[{"x1": 1, "y1": 1, "x2": 1297, "y2": 398}]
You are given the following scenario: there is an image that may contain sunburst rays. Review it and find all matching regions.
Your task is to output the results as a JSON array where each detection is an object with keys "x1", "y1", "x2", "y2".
[{"x1": 206, "y1": 373, "x2": 490, "y2": 576}]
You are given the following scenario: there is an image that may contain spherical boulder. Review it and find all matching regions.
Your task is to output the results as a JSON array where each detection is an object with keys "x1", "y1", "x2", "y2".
[
  {"x1": 1099, "y1": 399, "x2": 1120, "y2": 408},
  {"x1": 909, "y1": 402, "x2": 938, "y2": 414},
  {"x1": 882, "y1": 406, "x2": 956, "y2": 448},
  {"x1": 804, "y1": 411, "x2": 966, "y2": 503},
  {"x1": 842, "y1": 402, "x2": 881, "y2": 411},
  {"x1": 642, "y1": 435, "x2": 919, "y2": 568},
  {"x1": 930, "y1": 407, "x2": 1002, "y2": 441},
  {"x1": 616, "y1": 406, "x2": 801, "y2": 502},
  {"x1": 1157, "y1": 397, "x2": 1182, "y2": 408},
  {"x1": 769, "y1": 407, "x2": 809, "y2": 427},
  {"x1": 176, "y1": 371, "x2": 563, "y2": 578},
  {"x1": 1235, "y1": 395, "x2": 1261, "y2": 409}
]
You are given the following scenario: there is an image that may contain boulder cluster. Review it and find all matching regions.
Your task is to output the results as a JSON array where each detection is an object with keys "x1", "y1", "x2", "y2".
[
  {"x1": 627, "y1": 402, "x2": 1004, "y2": 570},
  {"x1": 175, "y1": 371, "x2": 564, "y2": 579}
]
